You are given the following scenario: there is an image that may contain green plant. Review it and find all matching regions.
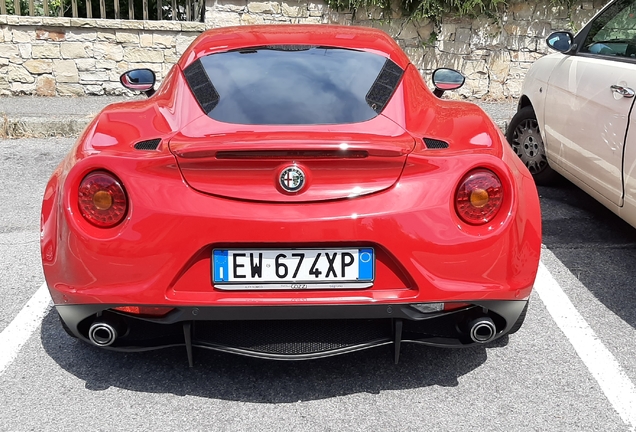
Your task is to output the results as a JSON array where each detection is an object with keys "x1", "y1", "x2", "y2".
[{"x1": 327, "y1": 0, "x2": 507, "y2": 27}]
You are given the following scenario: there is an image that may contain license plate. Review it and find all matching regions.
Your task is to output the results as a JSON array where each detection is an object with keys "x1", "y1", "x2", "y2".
[{"x1": 212, "y1": 248, "x2": 374, "y2": 290}]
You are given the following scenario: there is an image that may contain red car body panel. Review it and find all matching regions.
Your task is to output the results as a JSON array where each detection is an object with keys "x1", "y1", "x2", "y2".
[{"x1": 41, "y1": 25, "x2": 541, "y2": 359}]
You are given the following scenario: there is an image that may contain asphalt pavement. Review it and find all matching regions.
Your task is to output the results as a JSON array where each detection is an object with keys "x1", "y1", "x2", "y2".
[{"x1": 0, "y1": 96, "x2": 518, "y2": 138}]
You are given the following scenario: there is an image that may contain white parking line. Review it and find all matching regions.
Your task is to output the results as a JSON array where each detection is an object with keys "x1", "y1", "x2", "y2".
[
  {"x1": 0, "y1": 283, "x2": 51, "y2": 375},
  {"x1": 535, "y1": 258, "x2": 636, "y2": 431}
]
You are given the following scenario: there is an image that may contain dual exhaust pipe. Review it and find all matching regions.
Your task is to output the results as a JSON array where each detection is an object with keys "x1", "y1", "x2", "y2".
[
  {"x1": 88, "y1": 321, "x2": 122, "y2": 347},
  {"x1": 466, "y1": 316, "x2": 497, "y2": 344}
]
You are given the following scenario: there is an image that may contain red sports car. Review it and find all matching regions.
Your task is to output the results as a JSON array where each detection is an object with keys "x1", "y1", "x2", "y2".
[{"x1": 41, "y1": 25, "x2": 541, "y2": 365}]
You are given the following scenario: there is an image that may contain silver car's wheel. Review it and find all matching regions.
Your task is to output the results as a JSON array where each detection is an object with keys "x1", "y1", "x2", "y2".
[{"x1": 506, "y1": 106, "x2": 558, "y2": 185}]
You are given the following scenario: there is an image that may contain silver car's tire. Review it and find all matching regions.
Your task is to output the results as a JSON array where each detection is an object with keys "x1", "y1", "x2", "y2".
[{"x1": 506, "y1": 106, "x2": 558, "y2": 185}]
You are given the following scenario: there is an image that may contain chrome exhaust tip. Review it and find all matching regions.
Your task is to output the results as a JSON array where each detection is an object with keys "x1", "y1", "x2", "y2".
[
  {"x1": 468, "y1": 317, "x2": 497, "y2": 344},
  {"x1": 88, "y1": 322, "x2": 118, "y2": 347}
]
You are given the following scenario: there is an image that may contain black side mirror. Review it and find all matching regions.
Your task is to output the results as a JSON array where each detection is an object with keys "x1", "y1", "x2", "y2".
[
  {"x1": 431, "y1": 68, "x2": 465, "y2": 98},
  {"x1": 120, "y1": 69, "x2": 156, "y2": 97},
  {"x1": 546, "y1": 31, "x2": 577, "y2": 54}
]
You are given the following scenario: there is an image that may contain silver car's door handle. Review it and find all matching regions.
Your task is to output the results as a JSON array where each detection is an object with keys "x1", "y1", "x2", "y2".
[{"x1": 611, "y1": 85, "x2": 635, "y2": 98}]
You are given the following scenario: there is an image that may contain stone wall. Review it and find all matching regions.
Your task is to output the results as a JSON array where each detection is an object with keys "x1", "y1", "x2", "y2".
[{"x1": 0, "y1": 0, "x2": 607, "y2": 98}]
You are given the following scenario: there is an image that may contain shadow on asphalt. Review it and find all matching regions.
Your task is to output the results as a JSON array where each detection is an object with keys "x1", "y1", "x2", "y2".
[
  {"x1": 538, "y1": 175, "x2": 636, "y2": 330},
  {"x1": 39, "y1": 310, "x2": 505, "y2": 400}
]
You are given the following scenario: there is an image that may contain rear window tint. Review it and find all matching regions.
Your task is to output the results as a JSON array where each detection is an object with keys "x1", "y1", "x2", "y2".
[{"x1": 183, "y1": 46, "x2": 403, "y2": 125}]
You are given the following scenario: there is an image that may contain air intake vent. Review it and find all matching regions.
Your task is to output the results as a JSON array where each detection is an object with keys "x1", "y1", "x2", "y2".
[
  {"x1": 366, "y1": 59, "x2": 404, "y2": 113},
  {"x1": 134, "y1": 138, "x2": 161, "y2": 150},
  {"x1": 183, "y1": 59, "x2": 219, "y2": 114},
  {"x1": 423, "y1": 138, "x2": 449, "y2": 149}
]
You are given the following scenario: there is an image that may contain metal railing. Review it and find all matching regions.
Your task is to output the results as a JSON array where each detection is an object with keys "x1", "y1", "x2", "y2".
[{"x1": 0, "y1": 0, "x2": 204, "y2": 21}]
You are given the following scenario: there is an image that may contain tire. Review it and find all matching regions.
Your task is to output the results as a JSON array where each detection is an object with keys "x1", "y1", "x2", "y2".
[
  {"x1": 507, "y1": 301, "x2": 528, "y2": 335},
  {"x1": 506, "y1": 106, "x2": 558, "y2": 185}
]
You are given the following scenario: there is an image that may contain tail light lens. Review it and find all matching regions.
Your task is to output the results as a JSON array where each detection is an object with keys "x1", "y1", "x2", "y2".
[
  {"x1": 78, "y1": 171, "x2": 128, "y2": 228},
  {"x1": 455, "y1": 169, "x2": 503, "y2": 225}
]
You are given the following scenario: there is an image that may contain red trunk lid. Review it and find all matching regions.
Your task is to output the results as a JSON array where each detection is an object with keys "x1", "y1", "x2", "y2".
[{"x1": 169, "y1": 119, "x2": 415, "y2": 203}]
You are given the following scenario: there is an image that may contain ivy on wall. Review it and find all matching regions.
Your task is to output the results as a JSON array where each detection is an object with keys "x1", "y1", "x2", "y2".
[{"x1": 326, "y1": 0, "x2": 507, "y2": 25}]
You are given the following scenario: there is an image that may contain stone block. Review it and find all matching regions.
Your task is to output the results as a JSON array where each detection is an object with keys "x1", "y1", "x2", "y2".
[
  {"x1": 103, "y1": 81, "x2": 128, "y2": 95},
  {"x1": 241, "y1": 14, "x2": 266, "y2": 25},
  {"x1": 140, "y1": 33, "x2": 153, "y2": 47},
  {"x1": 53, "y1": 59, "x2": 79, "y2": 83},
  {"x1": 18, "y1": 44, "x2": 32, "y2": 59},
  {"x1": 213, "y1": 0, "x2": 248, "y2": 13},
  {"x1": 124, "y1": 47, "x2": 164, "y2": 63},
  {"x1": 65, "y1": 29, "x2": 97, "y2": 42},
  {"x1": 7, "y1": 16, "x2": 20, "y2": 25},
  {"x1": 282, "y1": 2, "x2": 309, "y2": 17},
  {"x1": 18, "y1": 16, "x2": 43, "y2": 26},
  {"x1": 488, "y1": 50, "x2": 511, "y2": 81},
  {"x1": 247, "y1": 1, "x2": 280, "y2": 13},
  {"x1": 94, "y1": 43, "x2": 124, "y2": 61},
  {"x1": 510, "y1": 1, "x2": 535, "y2": 21},
  {"x1": 154, "y1": 33, "x2": 176, "y2": 48},
  {"x1": 12, "y1": 29, "x2": 34, "y2": 43},
  {"x1": 85, "y1": 84, "x2": 105, "y2": 95},
  {"x1": 116, "y1": 31, "x2": 140, "y2": 44},
  {"x1": 0, "y1": 16, "x2": 7, "y2": 25},
  {"x1": 36, "y1": 75, "x2": 56, "y2": 96},
  {"x1": 164, "y1": 49, "x2": 180, "y2": 63},
  {"x1": 455, "y1": 28, "x2": 472, "y2": 44},
  {"x1": 0, "y1": 45, "x2": 20, "y2": 62},
  {"x1": 437, "y1": 40, "x2": 471, "y2": 55},
  {"x1": 96, "y1": 59, "x2": 117, "y2": 69},
  {"x1": 97, "y1": 30, "x2": 116, "y2": 41},
  {"x1": 75, "y1": 58, "x2": 97, "y2": 71},
  {"x1": 439, "y1": 23, "x2": 457, "y2": 41},
  {"x1": 180, "y1": 22, "x2": 206, "y2": 32},
  {"x1": 114, "y1": 20, "x2": 145, "y2": 30},
  {"x1": 35, "y1": 28, "x2": 66, "y2": 41},
  {"x1": 207, "y1": 10, "x2": 243, "y2": 27},
  {"x1": 79, "y1": 71, "x2": 110, "y2": 83},
  {"x1": 70, "y1": 19, "x2": 98, "y2": 28},
  {"x1": 176, "y1": 34, "x2": 197, "y2": 54},
  {"x1": 23, "y1": 59, "x2": 52, "y2": 74},
  {"x1": 0, "y1": 58, "x2": 8, "y2": 66},
  {"x1": 11, "y1": 81, "x2": 37, "y2": 94},
  {"x1": 528, "y1": 21, "x2": 551, "y2": 37},
  {"x1": 143, "y1": 21, "x2": 182, "y2": 31},
  {"x1": 399, "y1": 20, "x2": 419, "y2": 41},
  {"x1": 61, "y1": 42, "x2": 91, "y2": 59},
  {"x1": 7, "y1": 64, "x2": 35, "y2": 83},
  {"x1": 404, "y1": 47, "x2": 425, "y2": 66},
  {"x1": 41, "y1": 17, "x2": 72, "y2": 27},
  {"x1": 57, "y1": 83, "x2": 85, "y2": 96},
  {"x1": 32, "y1": 44, "x2": 61, "y2": 59},
  {"x1": 295, "y1": 17, "x2": 322, "y2": 24}
]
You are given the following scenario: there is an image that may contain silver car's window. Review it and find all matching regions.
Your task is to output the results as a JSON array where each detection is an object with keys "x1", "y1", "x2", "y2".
[
  {"x1": 581, "y1": 0, "x2": 636, "y2": 58},
  {"x1": 183, "y1": 46, "x2": 404, "y2": 125}
]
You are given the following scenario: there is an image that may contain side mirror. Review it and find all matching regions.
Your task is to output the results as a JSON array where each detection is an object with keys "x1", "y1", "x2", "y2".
[
  {"x1": 432, "y1": 68, "x2": 465, "y2": 98},
  {"x1": 120, "y1": 69, "x2": 156, "y2": 97},
  {"x1": 546, "y1": 31, "x2": 576, "y2": 54}
]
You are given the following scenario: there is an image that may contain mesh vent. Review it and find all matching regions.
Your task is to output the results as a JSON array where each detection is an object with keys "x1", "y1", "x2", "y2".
[
  {"x1": 194, "y1": 319, "x2": 391, "y2": 355},
  {"x1": 423, "y1": 138, "x2": 449, "y2": 149},
  {"x1": 133, "y1": 138, "x2": 161, "y2": 150},
  {"x1": 183, "y1": 59, "x2": 220, "y2": 114},
  {"x1": 365, "y1": 59, "x2": 404, "y2": 113}
]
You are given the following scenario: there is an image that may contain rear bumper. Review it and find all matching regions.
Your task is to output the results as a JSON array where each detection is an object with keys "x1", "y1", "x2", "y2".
[{"x1": 57, "y1": 300, "x2": 527, "y2": 361}]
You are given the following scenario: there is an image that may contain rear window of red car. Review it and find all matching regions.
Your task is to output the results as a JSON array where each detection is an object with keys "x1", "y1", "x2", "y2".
[{"x1": 183, "y1": 46, "x2": 404, "y2": 125}]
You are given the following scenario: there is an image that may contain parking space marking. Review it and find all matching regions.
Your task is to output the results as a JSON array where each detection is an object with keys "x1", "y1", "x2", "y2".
[
  {"x1": 536, "y1": 258, "x2": 636, "y2": 431},
  {"x1": 0, "y1": 283, "x2": 51, "y2": 375}
]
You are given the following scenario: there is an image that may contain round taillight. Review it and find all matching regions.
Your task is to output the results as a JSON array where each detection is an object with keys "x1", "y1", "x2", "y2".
[
  {"x1": 455, "y1": 169, "x2": 503, "y2": 225},
  {"x1": 78, "y1": 171, "x2": 128, "y2": 228}
]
